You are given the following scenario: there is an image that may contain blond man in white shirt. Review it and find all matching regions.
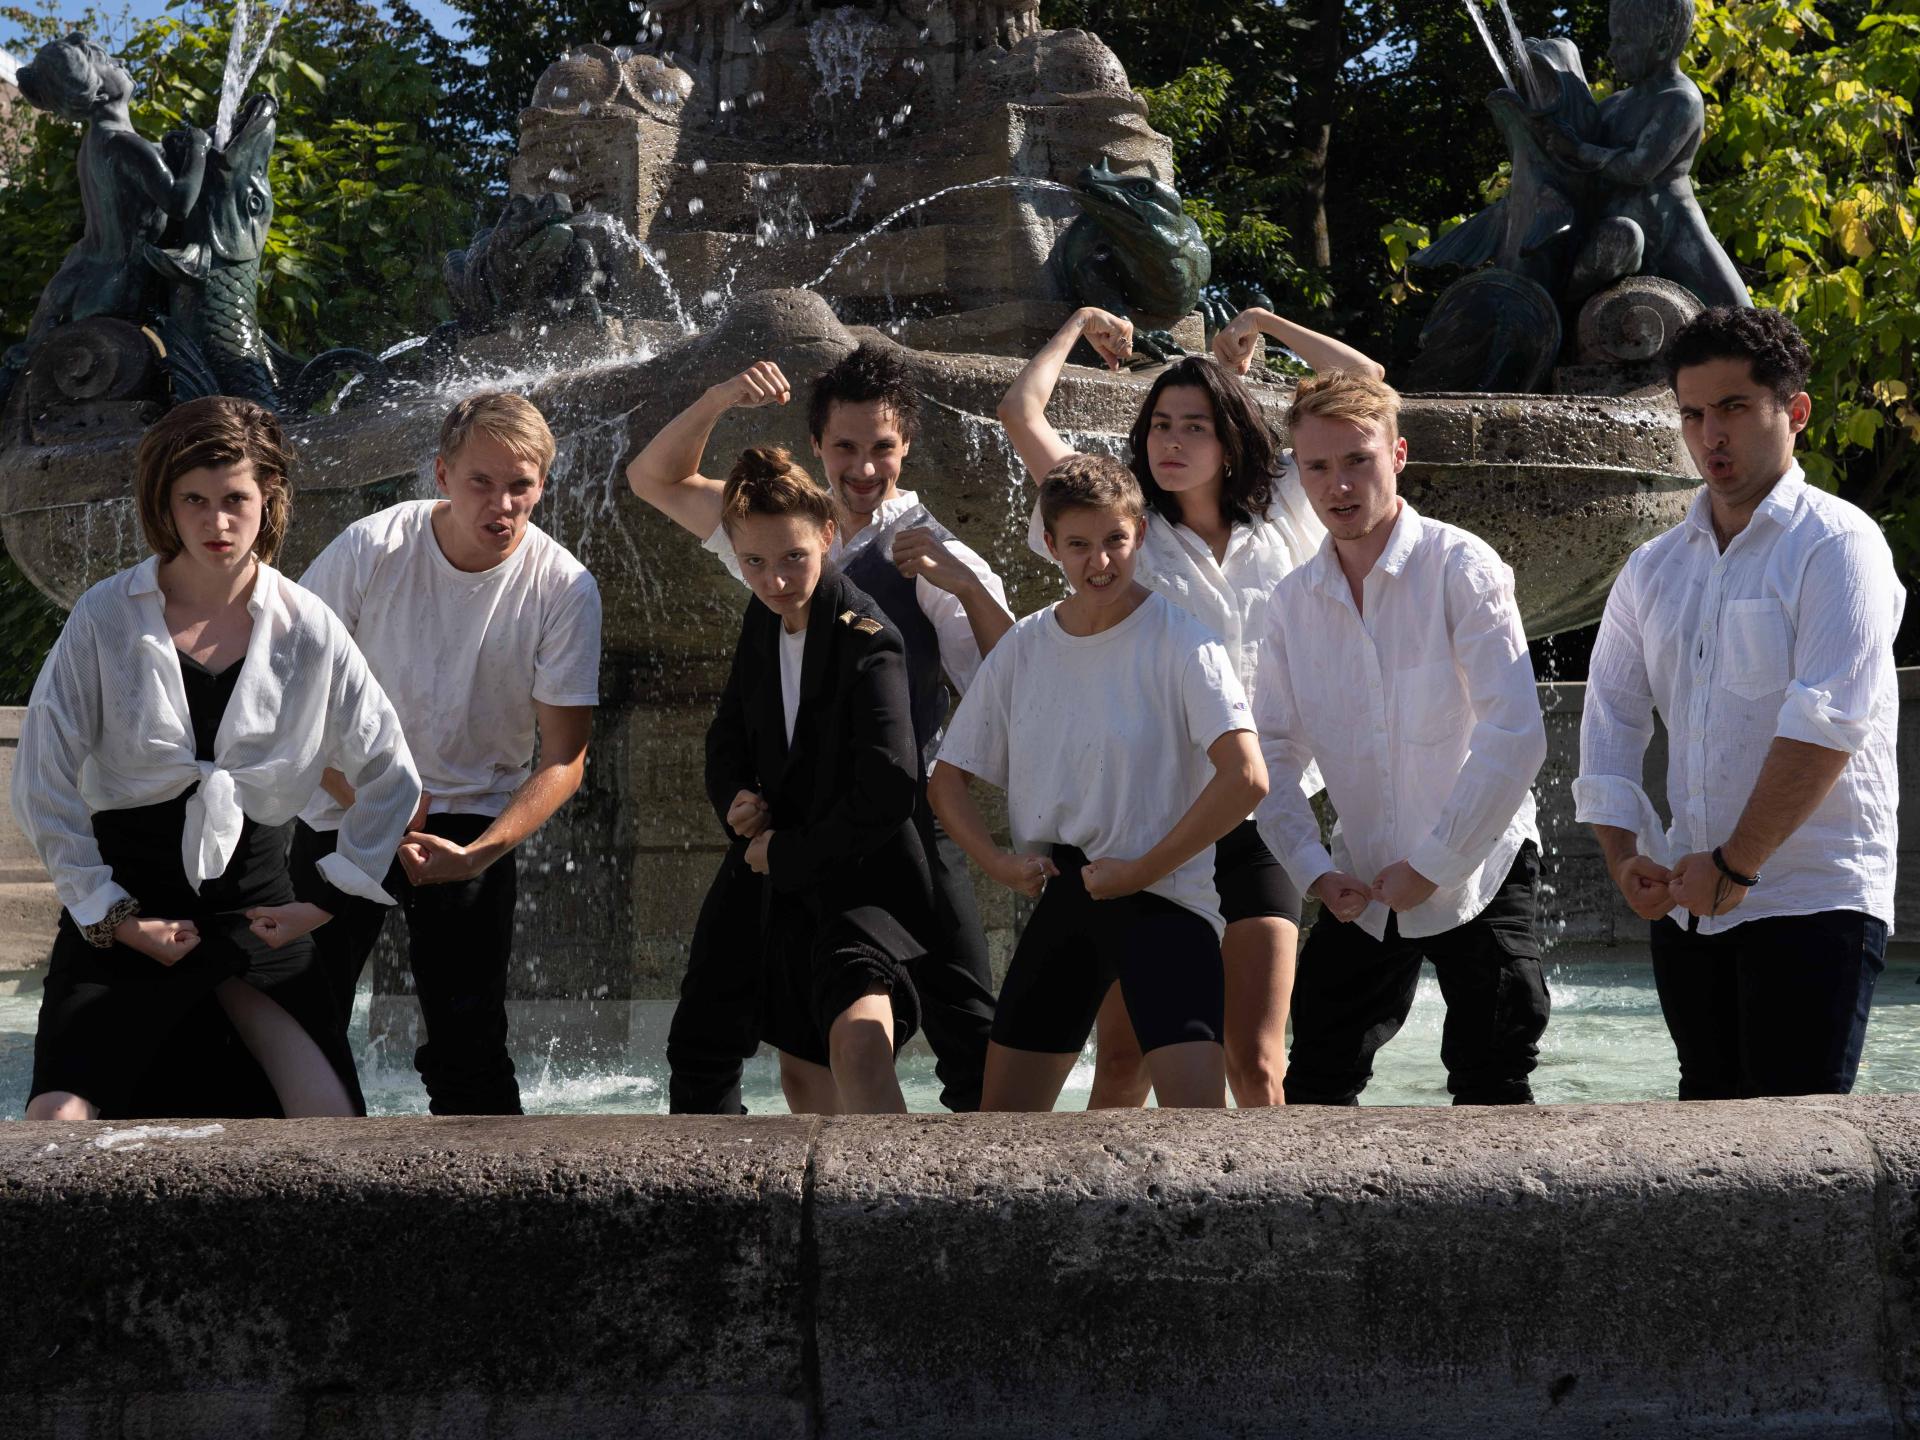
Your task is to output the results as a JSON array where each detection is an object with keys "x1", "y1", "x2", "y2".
[
  {"x1": 1254, "y1": 372, "x2": 1550, "y2": 1105},
  {"x1": 1575, "y1": 307, "x2": 1902, "y2": 1099},
  {"x1": 290, "y1": 393, "x2": 602, "y2": 1116}
]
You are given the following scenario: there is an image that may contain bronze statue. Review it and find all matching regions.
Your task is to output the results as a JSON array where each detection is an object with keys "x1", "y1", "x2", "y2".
[{"x1": 1408, "y1": 0, "x2": 1747, "y2": 392}]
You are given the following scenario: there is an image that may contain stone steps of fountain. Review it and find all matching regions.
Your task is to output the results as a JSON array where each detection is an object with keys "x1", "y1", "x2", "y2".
[
  {"x1": 649, "y1": 223, "x2": 1068, "y2": 309},
  {"x1": 646, "y1": 158, "x2": 1076, "y2": 236}
]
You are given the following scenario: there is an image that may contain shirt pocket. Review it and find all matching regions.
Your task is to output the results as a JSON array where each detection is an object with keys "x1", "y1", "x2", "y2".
[
  {"x1": 1397, "y1": 660, "x2": 1470, "y2": 746},
  {"x1": 1716, "y1": 598, "x2": 1792, "y2": 703}
]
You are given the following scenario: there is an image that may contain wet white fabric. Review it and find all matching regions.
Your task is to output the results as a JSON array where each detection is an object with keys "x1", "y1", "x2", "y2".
[
  {"x1": 1573, "y1": 464, "x2": 1904, "y2": 933},
  {"x1": 1025, "y1": 454, "x2": 1323, "y2": 711},
  {"x1": 935, "y1": 590, "x2": 1253, "y2": 938},
  {"x1": 778, "y1": 623, "x2": 806, "y2": 744},
  {"x1": 1254, "y1": 505, "x2": 1546, "y2": 941},
  {"x1": 298, "y1": 500, "x2": 601, "y2": 830},
  {"x1": 703, "y1": 488, "x2": 1008, "y2": 694},
  {"x1": 11, "y1": 558, "x2": 421, "y2": 926}
]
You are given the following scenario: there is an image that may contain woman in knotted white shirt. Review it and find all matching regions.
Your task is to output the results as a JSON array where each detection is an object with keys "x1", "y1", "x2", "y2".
[{"x1": 14, "y1": 396, "x2": 420, "y2": 1121}]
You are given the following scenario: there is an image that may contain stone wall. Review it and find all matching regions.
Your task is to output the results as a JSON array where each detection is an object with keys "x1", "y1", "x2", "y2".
[{"x1": 3, "y1": 1100, "x2": 1919, "y2": 1436}]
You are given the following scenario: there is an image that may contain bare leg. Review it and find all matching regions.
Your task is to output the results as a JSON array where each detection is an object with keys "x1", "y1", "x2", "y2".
[
  {"x1": 779, "y1": 1052, "x2": 842, "y2": 1114},
  {"x1": 1143, "y1": 1040, "x2": 1227, "y2": 1108},
  {"x1": 829, "y1": 989, "x2": 907, "y2": 1115},
  {"x1": 981, "y1": 1040, "x2": 1081, "y2": 1112},
  {"x1": 214, "y1": 979, "x2": 355, "y2": 1118},
  {"x1": 1223, "y1": 917, "x2": 1296, "y2": 1108},
  {"x1": 1088, "y1": 982, "x2": 1152, "y2": 1109},
  {"x1": 26, "y1": 1090, "x2": 97, "y2": 1121}
]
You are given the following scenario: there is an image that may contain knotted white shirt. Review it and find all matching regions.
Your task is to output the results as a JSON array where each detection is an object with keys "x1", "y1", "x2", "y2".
[{"x1": 12, "y1": 557, "x2": 421, "y2": 926}]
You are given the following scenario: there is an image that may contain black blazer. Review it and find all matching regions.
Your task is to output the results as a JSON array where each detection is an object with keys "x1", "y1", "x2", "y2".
[{"x1": 705, "y1": 570, "x2": 933, "y2": 930}]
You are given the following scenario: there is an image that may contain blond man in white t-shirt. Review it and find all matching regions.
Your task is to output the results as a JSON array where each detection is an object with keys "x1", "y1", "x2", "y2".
[{"x1": 290, "y1": 393, "x2": 603, "y2": 1115}]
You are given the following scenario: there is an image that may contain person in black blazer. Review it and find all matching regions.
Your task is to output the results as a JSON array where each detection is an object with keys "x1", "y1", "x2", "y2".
[{"x1": 674, "y1": 445, "x2": 933, "y2": 1114}]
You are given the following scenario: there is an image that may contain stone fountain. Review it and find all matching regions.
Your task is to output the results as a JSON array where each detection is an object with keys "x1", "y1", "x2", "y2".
[{"x1": 0, "y1": 0, "x2": 1702, "y2": 1051}]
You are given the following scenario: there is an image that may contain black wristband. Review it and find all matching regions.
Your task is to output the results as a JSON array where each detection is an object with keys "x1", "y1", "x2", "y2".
[{"x1": 1712, "y1": 846, "x2": 1760, "y2": 889}]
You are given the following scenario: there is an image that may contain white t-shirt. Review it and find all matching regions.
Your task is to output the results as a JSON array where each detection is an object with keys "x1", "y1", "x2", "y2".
[
  {"x1": 934, "y1": 590, "x2": 1253, "y2": 937},
  {"x1": 704, "y1": 488, "x2": 1007, "y2": 694},
  {"x1": 778, "y1": 624, "x2": 806, "y2": 744},
  {"x1": 298, "y1": 500, "x2": 602, "y2": 829},
  {"x1": 1026, "y1": 456, "x2": 1322, "y2": 710}
]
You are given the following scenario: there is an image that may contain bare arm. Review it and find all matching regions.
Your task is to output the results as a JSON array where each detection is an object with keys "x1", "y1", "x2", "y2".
[
  {"x1": 1211, "y1": 307, "x2": 1385, "y2": 379},
  {"x1": 397, "y1": 704, "x2": 591, "y2": 884},
  {"x1": 996, "y1": 307, "x2": 1134, "y2": 485},
  {"x1": 1084, "y1": 729, "x2": 1268, "y2": 899},
  {"x1": 625, "y1": 361, "x2": 791, "y2": 540},
  {"x1": 1719, "y1": 739, "x2": 1852, "y2": 879},
  {"x1": 926, "y1": 761, "x2": 1057, "y2": 898}
]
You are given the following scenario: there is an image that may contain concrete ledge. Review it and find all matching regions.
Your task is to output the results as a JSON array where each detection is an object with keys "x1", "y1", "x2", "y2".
[{"x1": 3, "y1": 1101, "x2": 1918, "y2": 1437}]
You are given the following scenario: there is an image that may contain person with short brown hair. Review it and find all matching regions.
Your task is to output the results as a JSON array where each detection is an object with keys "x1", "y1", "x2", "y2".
[
  {"x1": 630, "y1": 350, "x2": 1008, "y2": 1115},
  {"x1": 14, "y1": 395, "x2": 421, "y2": 1121},
  {"x1": 288, "y1": 390, "x2": 601, "y2": 1116},
  {"x1": 1256, "y1": 371, "x2": 1550, "y2": 1106},
  {"x1": 685, "y1": 446, "x2": 936, "y2": 1113},
  {"x1": 999, "y1": 308, "x2": 1381, "y2": 1110},
  {"x1": 929, "y1": 453, "x2": 1268, "y2": 1112}
]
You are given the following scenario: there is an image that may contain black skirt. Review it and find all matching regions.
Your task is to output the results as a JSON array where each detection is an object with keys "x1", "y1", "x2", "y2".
[{"x1": 27, "y1": 653, "x2": 367, "y2": 1117}]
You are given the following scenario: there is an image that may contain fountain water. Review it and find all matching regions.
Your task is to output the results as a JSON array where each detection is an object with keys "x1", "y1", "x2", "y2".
[
  {"x1": 212, "y1": 0, "x2": 291, "y2": 151},
  {"x1": 0, "y1": 3, "x2": 1706, "y2": 1073}
]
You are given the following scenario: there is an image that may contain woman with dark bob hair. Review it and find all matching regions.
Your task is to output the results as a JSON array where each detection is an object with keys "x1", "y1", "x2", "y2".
[
  {"x1": 998, "y1": 305, "x2": 1383, "y2": 1110},
  {"x1": 13, "y1": 395, "x2": 420, "y2": 1120}
]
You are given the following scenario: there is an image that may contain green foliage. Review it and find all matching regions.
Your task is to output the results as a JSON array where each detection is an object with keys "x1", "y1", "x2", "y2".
[
  {"x1": 0, "y1": 0, "x2": 480, "y2": 695},
  {"x1": 0, "y1": 0, "x2": 480, "y2": 357},
  {"x1": 1380, "y1": 0, "x2": 1917, "y2": 563}
]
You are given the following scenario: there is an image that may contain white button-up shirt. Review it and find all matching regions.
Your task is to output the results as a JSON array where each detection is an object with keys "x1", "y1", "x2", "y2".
[
  {"x1": 10, "y1": 557, "x2": 421, "y2": 927},
  {"x1": 1572, "y1": 465, "x2": 1903, "y2": 933},
  {"x1": 707, "y1": 488, "x2": 1008, "y2": 694},
  {"x1": 1028, "y1": 455, "x2": 1324, "y2": 713},
  {"x1": 1254, "y1": 505, "x2": 1546, "y2": 940}
]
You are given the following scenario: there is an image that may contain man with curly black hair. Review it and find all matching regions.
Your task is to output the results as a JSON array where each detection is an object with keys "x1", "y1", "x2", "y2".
[{"x1": 1575, "y1": 306, "x2": 1904, "y2": 1098}]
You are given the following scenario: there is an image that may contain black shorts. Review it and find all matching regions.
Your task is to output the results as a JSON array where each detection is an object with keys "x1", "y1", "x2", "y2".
[
  {"x1": 992, "y1": 846, "x2": 1224, "y2": 1055},
  {"x1": 762, "y1": 897, "x2": 923, "y2": 1069},
  {"x1": 1214, "y1": 819, "x2": 1302, "y2": 926}
]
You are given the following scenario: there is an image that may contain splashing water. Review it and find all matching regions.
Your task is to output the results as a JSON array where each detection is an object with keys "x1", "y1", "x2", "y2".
[
  {"x1": 590, "y1": 216, "x2": 696, "y2": 333},
  {"x1": 803, "y1": 176, "x2": 1075, "y2": 291},
  {"x1": 808, "y1": 7, "x2": 890, "y2": 99},
  {"x1": 213, "y1": 0, "x2": 291, "y2": 150}
]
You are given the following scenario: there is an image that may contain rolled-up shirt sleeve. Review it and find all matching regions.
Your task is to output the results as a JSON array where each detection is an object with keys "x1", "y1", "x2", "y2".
[
  {"x1": 319, "y1": 627, "x2": 421, "y2": 906},
  {"x1": 1776, "y1": 529, "x2": 1905, "y2": 754},
  {"x1": 1252, "y1": 589, "x2": 1333, "y2": 896},
  {"x1": 918, "y1": 538, "x2": 1009, "y2": 695},
  {"x1": 10, "y1": 601, "x2": 130, "y2": 928},
  {"x1": 1572, "y1": 556, "x2": 1668, "y2": 853},
  {"x1": 1407, "y1": 557, "x2": 1547, "y2": 890}
]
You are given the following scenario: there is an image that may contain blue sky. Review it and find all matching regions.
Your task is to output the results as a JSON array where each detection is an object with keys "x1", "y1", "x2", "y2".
[{"x1": 5, "y1": 0, "x2": 470, "y2": 53}]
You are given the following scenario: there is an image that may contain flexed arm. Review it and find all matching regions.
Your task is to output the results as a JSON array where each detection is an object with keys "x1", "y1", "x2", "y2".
[
  {"x1": 996, "y1": 307, "x2": 1135, "y2": 485},
  {"x1": 626, "y1": 360, "x2": 792, "y2": 539},
  {"x1": 1211, "y1": 307, "x2": 1385, "y2": 379}
]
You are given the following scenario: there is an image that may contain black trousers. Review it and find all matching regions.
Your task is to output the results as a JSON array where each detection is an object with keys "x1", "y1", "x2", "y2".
[
  {"x1": 1285, "y1": 842, "x2": 1549, "y2": 1106},
  {"x1": 1650, "y1": 908, "x2": 1886, "y2": 1099},
  {"x1": 289, "y1": 814, "x2": 522, "y2": 1116},
  {"x1": 667, "y1": 794, "x2": 995, "y2": 1114}
]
